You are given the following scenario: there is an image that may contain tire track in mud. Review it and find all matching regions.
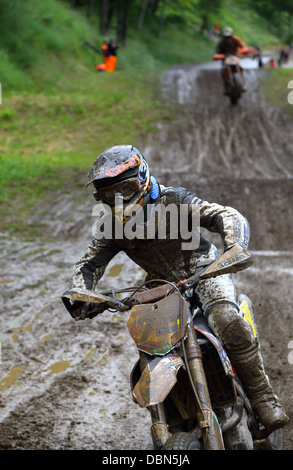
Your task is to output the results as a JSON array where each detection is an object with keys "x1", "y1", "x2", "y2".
[
  {"x1": 0, "y1": 60, "x2": 292, "y2": 450},
  {"x1": 0, "y1": 233, "x2": 153, "y2": 450},
  {"x1": 144, "y1": 61, "x2": 293, "y2": 451},
  {"x1": 145, "y1": 65, "x2": 293, "y2": 182}
]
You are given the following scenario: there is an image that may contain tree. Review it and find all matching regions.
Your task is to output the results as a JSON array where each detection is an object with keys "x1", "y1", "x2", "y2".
[
  {"x1": 137, "y1": 0, "x2": 149, "y2": 31},
  {"x1": 158, "y1": 0, "x2": 167, "y2": 37},
  {"x1": 98, "y1": 0, "x2": 133, "y2": 45},
  {"x1": 117, "y1": 0, "x2": 132, "y2": 45},
  {"x1": 99, "y1": 0, "x2": 113, "y2": 36},
  {"x1": 136, "y1": 0, "x2": 169, "y2": 36},
  {"x1": 198, "y1": 0, "x2": 222, "y2": 32}
]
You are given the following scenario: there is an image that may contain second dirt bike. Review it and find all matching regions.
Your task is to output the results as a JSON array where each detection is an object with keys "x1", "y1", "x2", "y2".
[
  {"x1": 62, "y1": 244, "x2": 283, "y2": 450},
  {"x1": 213, "y1": 54, "x2": 245, "y2": 105}
]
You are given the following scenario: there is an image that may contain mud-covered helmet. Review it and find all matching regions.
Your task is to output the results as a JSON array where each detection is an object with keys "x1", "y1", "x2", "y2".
[
  {"x1": 87, "y1": 145, "x2": 151, "y2": 207},
  {"x1": 222, "y1": 26, "x2": 233, "y2": 37}
]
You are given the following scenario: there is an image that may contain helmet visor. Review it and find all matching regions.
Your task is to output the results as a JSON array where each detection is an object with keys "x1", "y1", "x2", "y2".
[{"x1": 93, "y1": 177, "x2": 141, "y2": 205}]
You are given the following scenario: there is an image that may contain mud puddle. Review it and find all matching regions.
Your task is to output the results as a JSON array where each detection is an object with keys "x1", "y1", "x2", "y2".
[{"x1": 0, "y1": 60, "x2": 292, "y2": 450}]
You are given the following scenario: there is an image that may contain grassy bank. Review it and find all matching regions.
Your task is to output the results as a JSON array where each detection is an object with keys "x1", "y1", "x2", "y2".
[
  {"x1": 0, "y1": 2, "x2": 215, "y2": 235},
  {"x1": 0, "y1": 0, "x2": 284, "y2": 235},
  {"x1": 262, "y1": 67, "x2": 293, "y2": 109},
  {"x1": 0, "y1": 69, "x2": 173, "y2": 234}
]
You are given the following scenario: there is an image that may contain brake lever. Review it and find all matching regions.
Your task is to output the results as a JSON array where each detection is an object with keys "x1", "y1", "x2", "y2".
[
  {"x1": 178, "y1": 260, "x2": 213, "y2": 292},
  {"x1": 104, "y1": 297, "x2": 129, "y2": 311},
  {"x1": 99, "y1": 289, "x2": 129, "y2": 311}
]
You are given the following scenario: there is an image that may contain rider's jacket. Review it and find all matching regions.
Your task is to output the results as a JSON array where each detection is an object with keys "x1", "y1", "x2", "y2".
[
  {"x1": 69, "y1": 184, "x2": 250, "y2": 292},
  {"x1": 216, "y1": 36, "x2": 243, "y2": 56}
]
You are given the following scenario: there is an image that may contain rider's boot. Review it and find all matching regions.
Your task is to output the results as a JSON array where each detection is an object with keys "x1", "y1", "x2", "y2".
[
  {"x1": 206, "y1": 302, "x2": 289, "y2": 434},
  {"x1": 228, "y1": 343, "x2": 289, "y2": 434}
]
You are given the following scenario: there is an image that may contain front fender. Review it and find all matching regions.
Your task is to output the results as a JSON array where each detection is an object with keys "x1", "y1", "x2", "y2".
[
  {"x1": 133, "y1": 355, "x2": 184, "y2": 408},
  {"x1": 195, "y1": 327, "x2": 233, "y2": 378}
]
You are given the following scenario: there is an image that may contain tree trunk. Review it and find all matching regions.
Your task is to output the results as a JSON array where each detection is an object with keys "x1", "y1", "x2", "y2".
[
  {"x1": 158, "y1": 0, "x2": 167, "y2": 37},
  {"x1": 87, "y1": 0, "x2": 95, "y2": 17},
  {"x1": 137, "y1": 0, "x2": 149, "y2": 31},
  {"x1": 106, "y1": 0, "x2": 116, "y2": 33},
  {"x1": 99, "y1": 0, "x2": 110, "y2": 35},
  {"x1": 150, "y1": 0, "x2": 160, "y2": 14},
  {"x1": 117, "y1": 0, "x2": 131, "y2": 46}
]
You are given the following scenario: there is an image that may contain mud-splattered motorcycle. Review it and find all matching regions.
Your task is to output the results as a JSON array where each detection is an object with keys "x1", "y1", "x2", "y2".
[
  {"x1": 213, "y1": 54, "x2": 245, "y2": 106},
  {"x1": 62, "y1": 244, "x2": 283, "y2": 450}
]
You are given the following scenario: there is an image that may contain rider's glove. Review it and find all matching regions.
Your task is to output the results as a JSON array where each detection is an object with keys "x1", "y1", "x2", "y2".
[{"x1": 62, "y1": 296, "x2": 106, "y2": 321}]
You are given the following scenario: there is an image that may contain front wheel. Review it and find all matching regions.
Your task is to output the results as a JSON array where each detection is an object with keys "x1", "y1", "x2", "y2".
[
  {"x1": 230, "y1": 94, "x2": 239, "y2": 106},
  {"x1": 163, "y1": 432, "x2": 202, "y2": 450},
  {"x1": 229, "y1": 73, "x2": 242, "y2": 105}
]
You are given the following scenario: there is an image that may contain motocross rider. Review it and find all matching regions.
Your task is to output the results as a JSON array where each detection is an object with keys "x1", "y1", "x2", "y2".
[
  {"x1": 216, "y1": 26, "x2": 246, "y2": 93},
  {"x1": 62, "y1": 145, "x2": 288, "y2": 436}
]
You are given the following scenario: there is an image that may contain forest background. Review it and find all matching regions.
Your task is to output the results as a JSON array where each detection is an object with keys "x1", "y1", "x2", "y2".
[{"x1": 0, "y1": 0, "x2": 292, "y2": 235}]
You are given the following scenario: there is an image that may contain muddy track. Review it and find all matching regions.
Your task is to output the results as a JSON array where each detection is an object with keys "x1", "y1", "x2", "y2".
[{"x1": 0, "y1": 60, "x2": 292, "y2": 450}]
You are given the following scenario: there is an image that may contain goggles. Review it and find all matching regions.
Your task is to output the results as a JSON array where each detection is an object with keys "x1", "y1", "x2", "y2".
[{"x1": 93, "y1": 177, "x2": 142, "y2": 205}]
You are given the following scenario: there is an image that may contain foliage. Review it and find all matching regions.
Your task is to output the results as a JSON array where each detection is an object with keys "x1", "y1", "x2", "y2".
[
  {"x1": 197, "y1": 0, "x2": 223, "y2": 31},
  {"x1": 0, "y1": 0, "x2": 286, "y2": 234},
  {"x1": 262, "y1": 67, "x2": 293, "y2": 108},
  {"x1": 0, "y1": 70, "x2": 170, "y2": 232},
  {"x1": 249, "y1": 0, "x2": 293, "y2": 40}
]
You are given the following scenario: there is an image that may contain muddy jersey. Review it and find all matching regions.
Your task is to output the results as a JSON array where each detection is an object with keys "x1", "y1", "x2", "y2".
[
  {"x1": 216, "y1": 36, "x2": 243, "y2": 56},
  {"x1": 69, "y1": 184, "x2": 250, "y2": 292}
]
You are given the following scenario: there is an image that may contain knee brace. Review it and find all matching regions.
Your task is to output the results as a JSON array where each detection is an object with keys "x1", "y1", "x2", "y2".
[{"x1": 205, "y1": 301, "x2": 256, "y2": 352}]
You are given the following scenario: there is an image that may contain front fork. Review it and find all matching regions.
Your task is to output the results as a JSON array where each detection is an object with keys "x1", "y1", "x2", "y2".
[
  {"x1": 185, "y1": 322, "x2": 225, "y2": 450},
  {"x1": 222, "y1": 64, "x2": 244, "y2": 90},
  {"x1": 149, "y1": 403, "x2": 169, "y2": 449}
]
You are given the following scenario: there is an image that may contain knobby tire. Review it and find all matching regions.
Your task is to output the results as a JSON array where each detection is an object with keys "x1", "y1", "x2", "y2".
[{"x1": 163, "y1": 432, "x2": 202, "y2": 450}]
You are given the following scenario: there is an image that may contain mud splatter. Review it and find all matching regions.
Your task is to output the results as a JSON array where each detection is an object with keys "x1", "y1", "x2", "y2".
[{"x1": 0, "y1": 59, "x2": 292, "y2": 450}]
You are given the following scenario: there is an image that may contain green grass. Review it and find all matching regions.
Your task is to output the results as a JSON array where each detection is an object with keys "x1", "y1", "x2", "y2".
[
  {"x1": 0, "y1": 69, "x2": 173, "y2": 233},
  {"x1": 0, "y1": 72, "x2": 167, "y2": 169},
  {"x1": 209, "y1": 0, "x2": 281, "y2": 48},
  {"x1": 262, "y1": 68, "x2": 293, "y2": 109},
  {"x1": 0, "y1": 0, "x2": 285, "y2": 235}
]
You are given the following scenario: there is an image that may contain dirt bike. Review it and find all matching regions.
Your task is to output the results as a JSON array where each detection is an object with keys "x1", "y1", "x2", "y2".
[
  {"x1": 213, "y1": 54, "x2": 245, "y2": 106},
  {"x1": 62, "y1": 244, "x2": 283, "y2": 450}
]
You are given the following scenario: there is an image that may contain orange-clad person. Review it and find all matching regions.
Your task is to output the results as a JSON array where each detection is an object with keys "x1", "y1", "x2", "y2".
[{"x1": 106, "y1": 37, "x2": 118, "y2": 72}]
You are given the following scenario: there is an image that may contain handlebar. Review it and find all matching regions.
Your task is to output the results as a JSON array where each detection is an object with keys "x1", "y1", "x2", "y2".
[
  {"x1": 62, "y1": 244, "x2": 253, "y2": 316},
  {"x1": 213, "y1": 47, "x2": 255, "y2": 61},
  {"x1": 213, "y1": 53, "x2": 225, "y2": 60}
]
